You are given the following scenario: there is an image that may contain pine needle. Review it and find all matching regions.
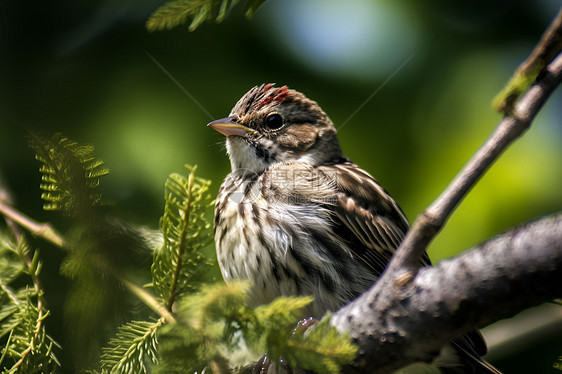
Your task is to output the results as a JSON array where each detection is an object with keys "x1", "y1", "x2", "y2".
[
  {"x1": 146, "y1": 0, "x2": 268, "y2": 32},
  {"x1": 152, "y1": 165, "x2": 214, "y2": 309},
  {"x1": 101, "y1": 319, "x2": 163, "y2": 374}
]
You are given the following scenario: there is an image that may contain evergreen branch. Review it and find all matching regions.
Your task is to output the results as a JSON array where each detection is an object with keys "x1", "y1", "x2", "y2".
[
  {"x1": 283, "y1": 317, "x2": 357, "y2": 374},
  {"x1": 166, "y1": 165, "x2": 197, "y2": 311},
  {"x1": 152, "y1": 165, "x2": 214, "y2": 309},
  {"x1": 29, "y1": 133, "x2": 110, "y2": 218},
  {"x1": 157, "y1": 283, "x2": 356, "y2": 373},
  {"x1": 9, "y1": 238, "x2": 53, "y2": 371},
  {"x1": 1, "y1": 145, "x2": 174, "y2": 352},
  {"x1": 493, "y1": 6, "x2": 562, "y2": 113},
  {"x1": 119, "y1": 276, "x2": 176, "y2": 324},
  {"x1": 0, "y1": 231, "x2": 60, "y2": 371},
  {"x1": 100, "y1": 319, "x2": 163, "y2": 374},
  {"x1": 0, "y1": 199, "x2": 171, "y2": 325},
  {"x1": 146, "y1": 0, "x2": 268, "y2": 32}
]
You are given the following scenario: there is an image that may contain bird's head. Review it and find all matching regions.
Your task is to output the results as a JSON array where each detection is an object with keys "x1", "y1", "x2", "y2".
[{"x1": 208, "y1": 84, "x2": 343, "y2": 173}]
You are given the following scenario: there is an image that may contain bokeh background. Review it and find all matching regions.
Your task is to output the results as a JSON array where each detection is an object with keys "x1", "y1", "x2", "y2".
[{"x1": 1, "y1": 0, "x2": 561, "y2": 372}]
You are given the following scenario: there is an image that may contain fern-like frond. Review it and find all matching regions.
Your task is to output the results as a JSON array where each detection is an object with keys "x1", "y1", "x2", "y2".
[
  {"x1": 29, "y1": 133, "x2": 109, "y2": 217},
  {"x1": 146, "y1": 0, "x2": 268, "y2": 32},
  {"x1": 151, "y1": 165, "x2": 214, "y2": 308},
  {"x1": 100, "y1": 319, "x2": 163, "y2": 374}
]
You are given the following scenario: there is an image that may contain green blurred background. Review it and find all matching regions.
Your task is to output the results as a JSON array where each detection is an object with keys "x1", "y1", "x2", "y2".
[{"x1": 1, "y1": 0, "x2": 561, "y2": 372}]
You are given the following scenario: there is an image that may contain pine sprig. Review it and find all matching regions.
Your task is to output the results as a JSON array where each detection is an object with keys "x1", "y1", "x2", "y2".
[
  {"x1": 156, "y1": 282, "x2": 252, "y2": 373},
  {"x1": 146, "y1": 0, "x2": 268, "y2": 32},
  {"x1": 156, "y1": 282, "x2": 357, "y2": 373},
  {"x1": 280, "y1": 316, "x2": 357, "y2": 374},
  {"x1": 100, "y1": 319, "x2": 163, "y2": 374},
  {"x1": 29, "y1": 133, "x2": 109, "y2": 217},
  {"x1": 3, "y1": 135, "x2": 358, "y2": 372},
  {"x1": 151, "y1": 165, "x2": 214, "y2": 308},
  {"x1": 0, "y1": 231, "x2": 60, "y2": 372}
]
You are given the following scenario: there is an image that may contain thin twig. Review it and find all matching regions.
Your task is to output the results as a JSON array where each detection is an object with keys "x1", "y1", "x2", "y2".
[
  {"x1": 493, "y1": 7, "x2": 562, "y2": 113},
  {"x1": 0, "y1": 199, "x2": 67, "y2": 249},
  {"x1": 0, "y1": 197, "x2": 175, "y2": 324},
  {"x1": 119, "y1": 276, "x2": 176, "y2": 324},
  {"x1": 385, "y1": 52, "x2": 562, "y2": 279}
]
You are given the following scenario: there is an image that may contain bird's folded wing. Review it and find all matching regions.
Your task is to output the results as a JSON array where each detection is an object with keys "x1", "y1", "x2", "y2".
[{"x1": 318, "y1": 162, "x2": 431, "y2": 273}]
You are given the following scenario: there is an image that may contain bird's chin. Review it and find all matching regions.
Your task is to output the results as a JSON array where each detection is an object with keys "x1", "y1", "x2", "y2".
[{"x1": 226, "y1": 136, "x2": 269, "y2": 174}]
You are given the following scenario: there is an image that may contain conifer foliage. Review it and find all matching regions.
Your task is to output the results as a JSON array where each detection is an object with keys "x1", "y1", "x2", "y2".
[
  {"x1": 146, "y1": 0, "x2": 268, "y2": 32},
  {"x1": 0, "y1": 133, "x2": 357, "y2": 373},
  {"x1": 0, "y1": 232, "x2": 60, "y2": 372}
]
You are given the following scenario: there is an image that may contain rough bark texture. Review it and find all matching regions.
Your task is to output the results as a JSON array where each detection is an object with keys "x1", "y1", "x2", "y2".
[{"x1": 331, "y1": 214, "x2": 562, "y2": 374}]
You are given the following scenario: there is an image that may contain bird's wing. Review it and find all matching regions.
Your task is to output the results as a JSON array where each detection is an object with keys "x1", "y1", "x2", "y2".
[
  {"x1": 317, "y1": 161, "x2": 430, "y2": 275},
  {"x1": 318, "y1": 162, "x2": 497, "y2": 372}
]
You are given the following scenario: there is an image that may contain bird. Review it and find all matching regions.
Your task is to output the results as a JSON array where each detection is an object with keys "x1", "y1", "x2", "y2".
[{"x1": 208, "y1": 83, "x2": 501, "y2": 373}]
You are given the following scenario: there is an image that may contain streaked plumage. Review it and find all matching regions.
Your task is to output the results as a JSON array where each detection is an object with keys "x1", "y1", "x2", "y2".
[{"x1": 209, "y1": 84, "x2": 500, "y2": 373}]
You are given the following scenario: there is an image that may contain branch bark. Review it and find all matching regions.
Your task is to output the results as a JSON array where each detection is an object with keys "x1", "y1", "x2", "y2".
[
  {"x1": 332, "y1": 214, "x2": 562, "y2": 373},
  {"x1": 386, "y1": 48, "x2": 562, "y2": 281},
  {"x1": 328, "y1": 13, "x2": 562, "y2": 373},
  {"x1": 493, "y1": 7, "x2": 562, "y2": 113}
]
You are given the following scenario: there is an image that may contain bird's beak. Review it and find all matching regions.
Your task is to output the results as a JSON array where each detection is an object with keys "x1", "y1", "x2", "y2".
[{"x1": 207, "y1": 117, "x2": 255, "y2": 137}]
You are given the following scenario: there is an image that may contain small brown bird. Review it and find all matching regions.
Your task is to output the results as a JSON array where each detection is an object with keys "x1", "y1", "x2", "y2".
[{"x1": 209, "y1": 84, "x2": 500, "y2": 373}]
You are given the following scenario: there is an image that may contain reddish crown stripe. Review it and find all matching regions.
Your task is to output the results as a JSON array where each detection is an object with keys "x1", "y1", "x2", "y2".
[{"x1": 260, "y1": 85, "x2": 290, "y2": 106}]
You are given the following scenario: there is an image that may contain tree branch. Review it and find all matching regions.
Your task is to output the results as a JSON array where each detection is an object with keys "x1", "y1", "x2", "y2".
[
  {"x1": 386, "y1": 49, "x2": 562, "y2": 278},
  {"x1": 328, "y1": 13, "x2": 562, "y2": 373},
  {"x1": 0, "y1": 198, "x2": 67, "y2": 249},
  {"x1": 0, "y1": 193, "x2": 174, "y2": 324},
  {"x1": 331, "y1": 214, "x2": 562, "y2": 374},
  {"x1": 493, "y1": 7, "x2": 562, "y2": 113}
]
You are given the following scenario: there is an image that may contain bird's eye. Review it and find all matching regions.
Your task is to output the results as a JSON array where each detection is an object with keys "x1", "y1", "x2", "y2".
[{"x1": 264, "y1": 113, "x2": 284, "y2": 130}]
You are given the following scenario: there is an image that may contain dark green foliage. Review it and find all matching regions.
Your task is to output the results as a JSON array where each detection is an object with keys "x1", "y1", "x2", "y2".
[
  {"x1": 146, "y1": 0, "x2": 268, "y2": 32},
  {"x1": 0, "y1": 232, "x2": 60, "y2": 373},
  {"x1": 554, "y1": 355, "x2": 562, "y2": 371},
  {"x1": 100, "y1": 319, "x2": 162, "y2": 374},
  {"x1": 151, "y1": 165, "x2": 214, "y2": 307},
  {"x1": 244, "y1": 0, "x2": 267, "y2": 18},
  {"x1": 0, "y1": 134, "x2": 357, "y2": 373},
  {"x1": 29, "y1": 133, "x2": 109, "y2": 218},
  {"x1": 28, "y1": 133, "x2": 152, "y2": 369},
  {"x1": 156, "y1": 283, "x2": 357, "y2": 374}
]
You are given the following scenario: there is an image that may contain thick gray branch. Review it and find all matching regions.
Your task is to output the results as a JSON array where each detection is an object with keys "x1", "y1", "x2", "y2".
[
  {"x1": 324, "y1": 13, "x2": 562, "y2": 374},
  {"x1": 331, "y1": 214, "x2": 562, "y2": 373}
]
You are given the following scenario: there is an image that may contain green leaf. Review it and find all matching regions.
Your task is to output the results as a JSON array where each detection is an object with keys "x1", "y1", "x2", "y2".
[
  {"x1": 151, "y1": 165, "x2": 214, "y2": 308},
  {"x1": 100, "y1": 319, "x2": 163, "y2": 374},
  {"x1": 29, "y1": 133, "x2": 109, "y2": 217},
  {"x1": 146, "y1": 0, "x2": 267, "y2": 32}
]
